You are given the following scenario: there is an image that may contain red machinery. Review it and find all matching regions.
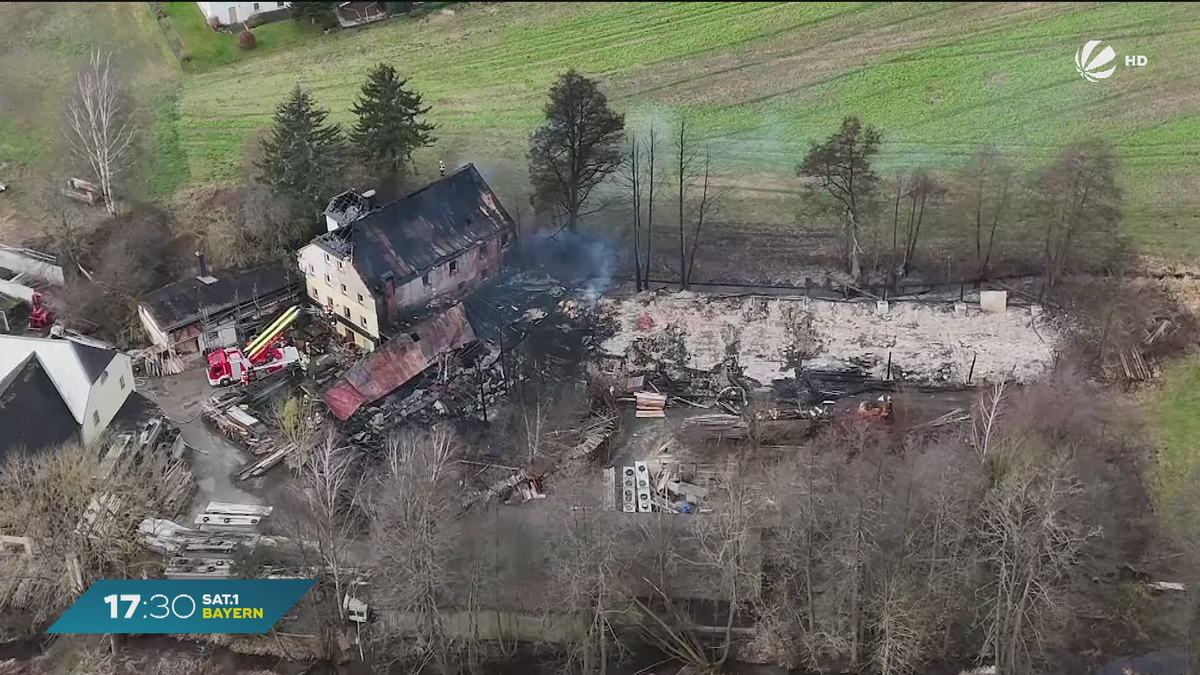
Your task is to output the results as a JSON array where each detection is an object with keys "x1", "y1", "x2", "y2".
[
  {"x1": 28, "y1": 290, "x2": 52, "y2": 330},
  {"x1": 206, "y1": 306, "x2": 302, "y2": 386}
]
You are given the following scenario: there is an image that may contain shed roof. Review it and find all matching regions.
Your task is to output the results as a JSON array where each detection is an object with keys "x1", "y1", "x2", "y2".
[
  {"x1": 313, "y1": 164, "x2": 515, "y2": 289},
  {"x1": 0, "y1": 334, "x2": 124, "y2": 425},
  {"x1": 137, "y1": 263, "x2": 299, "y2": 332},
  {"x1": 323, "y1": 304, "x2": 477, "y2": 421},
  {"x1": 0, "y1": 354, "x2": 79, "y2": 457}
]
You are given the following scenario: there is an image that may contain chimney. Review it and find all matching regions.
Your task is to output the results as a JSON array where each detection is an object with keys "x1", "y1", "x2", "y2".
[
  {"x1": 196, "y1": 251, "x2": 209, "y2": 278},
  {"x1": 362, "y1": 189, "x2": 376, "y2": 210}
]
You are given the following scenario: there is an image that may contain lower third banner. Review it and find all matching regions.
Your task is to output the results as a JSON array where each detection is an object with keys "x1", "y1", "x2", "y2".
[{"x1": 47, "y1": 579, "x2": 316, "y2": 634}]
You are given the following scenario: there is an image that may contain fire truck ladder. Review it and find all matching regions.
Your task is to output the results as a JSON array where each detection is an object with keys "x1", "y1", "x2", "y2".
[{"x1": 244, "y1": 305, "x2": 301, "y2": 362}]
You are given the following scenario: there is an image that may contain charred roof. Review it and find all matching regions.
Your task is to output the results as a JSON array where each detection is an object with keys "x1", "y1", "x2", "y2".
[
  {"x1": 313, "y1": 164, "x2": 515, "y2": 289},
  {"x1": 138, "y1": 263, "x2": 300, "y2": 332}
]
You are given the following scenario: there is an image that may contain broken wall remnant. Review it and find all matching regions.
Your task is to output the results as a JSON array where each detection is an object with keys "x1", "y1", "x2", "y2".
[{"x1": 600, "y1": 293, "x2": 1058, "y2": 387}]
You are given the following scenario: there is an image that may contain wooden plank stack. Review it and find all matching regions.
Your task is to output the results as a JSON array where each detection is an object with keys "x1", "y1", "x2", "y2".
[
  {"x1": 635, "y1": 392, "x2": 667, "y2": 418},
  {"x1": 680, "y1": 413, "x2": 748, "y2": 439}
]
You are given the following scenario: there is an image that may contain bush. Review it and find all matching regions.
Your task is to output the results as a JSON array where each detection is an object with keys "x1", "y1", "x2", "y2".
[
  {"x1": 237, "y1": 30, "x2": 257, "y2": 50},
  {"x1": 208, "y1": 15, "x2": 221, "y2": 31}
]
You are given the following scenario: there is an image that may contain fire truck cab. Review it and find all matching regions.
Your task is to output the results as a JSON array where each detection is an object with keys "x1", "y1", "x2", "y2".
[{"x1": 206, "y1": 345, "x2": 300, "y2": 386}]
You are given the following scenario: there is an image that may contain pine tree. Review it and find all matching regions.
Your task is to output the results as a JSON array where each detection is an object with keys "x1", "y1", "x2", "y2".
[
  {"x1": 257, "y1": 85, "x2": 347, "y2": 216},
  {"x1": 351, "y1": 63, "x2": 435, "y2": 181},
  {"x1": 528, "y1": 69, "x2": 625, "y2": 231}
]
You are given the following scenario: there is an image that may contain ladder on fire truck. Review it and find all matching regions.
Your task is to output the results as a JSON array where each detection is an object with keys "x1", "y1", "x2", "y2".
[{"x1": 244, "y1": 305, "x2": 301, "y2": 363}]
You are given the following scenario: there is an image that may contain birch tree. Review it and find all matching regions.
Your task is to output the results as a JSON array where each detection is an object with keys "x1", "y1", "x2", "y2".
[{"x1": 65, "y1": 49, "x2": 136, "y2": 216}]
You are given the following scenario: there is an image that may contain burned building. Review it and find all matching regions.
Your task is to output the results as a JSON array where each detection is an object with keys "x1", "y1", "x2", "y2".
[
  {"x1": 137, "y1": 259, "x2": 301, "y2": 356},
  {"x1": 298, "y1": 164, "x2": 516, "y2": 352}
]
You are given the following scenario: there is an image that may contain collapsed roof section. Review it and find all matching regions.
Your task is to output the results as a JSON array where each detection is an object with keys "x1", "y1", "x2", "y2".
[
  {"x1": 322, "y1": 303, "x2": 478, "y2": 421},
  {"x1": 313, "y1": 164, "x2": 515, "y2": 289}
]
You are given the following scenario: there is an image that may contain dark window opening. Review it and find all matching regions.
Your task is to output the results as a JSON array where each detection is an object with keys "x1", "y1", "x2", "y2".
[
  {"x1": 422, "y1": 274, "x2": 432, "y2": 287},
  {"x1": 253, "y1": 3, "x2": 260, "y2": 10},
  {"x1": 357, "y1": 293, "x2": 364, "y2": 302},
  {"x1": 449, "y1": 260, "x2": 459, "y2": 275},
  {"x1": 410, "y1": 332, "x2": 421, "y2": 342},
  {"x1": 343, "y1": 306, "x2": 351, "y2": 319},
  {"x1": 501, "y1": 232, "x2": 510, "y2": 246}
]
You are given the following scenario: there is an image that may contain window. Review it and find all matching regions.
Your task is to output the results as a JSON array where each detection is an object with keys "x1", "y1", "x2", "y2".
[
  {"x1": 325, "y1": 274, "x2": 331, "y2": 283},
  {"x1": 449, "y1": 260, "x2": 459, "y2": 275},
  {"x1": 277, "y1": 1, "x2": 285, "y2": 6},
  {"x1": 357, "y1": 293, "x2": 364, "y2": 303},
  {"x1": 92, "y1": 411, "x2": 100, "y2": 426},
  {"x1": 327, "y1": 296, "x2": 334, "y2": 307},
  {"x1": 501, "y1": 232, "x2": 510, "y2": 246},
  {"x1": 410, "y1": 332, "x2": 421, "y2": 342},
  {"x1": 253, "y1": 2, "x2": 260, "y2": 10},
  {"x1": 343, "y1": 306, "x2": 351, "y2": 319},
  {"x1": 99, "y1": 371, "x2": 108, "y2": 385},
  {"x1": 324, "y1": 253, "x2": 330, "y2": 262},
  {"x1": 422, "y1": 274, "x2": 431, "y2": 287},
  {"x1": 338, "y1": 261, "x2": 343, "y2": 270},
  {"x1": 340, "y1": 283, "x2": 347, "y2": 292},
  {"x1": 310, "y1": 285, "x2": 319, "y2": 299},
  {"x1": 360, "y1": 316, "x2": 367, "y2": 328},
  {"x1": 207, "y1": 331, "x2": 219, "y2": 342},
  {"x1": 119, "y1": 375, "x2": 126, "y2": 390}
]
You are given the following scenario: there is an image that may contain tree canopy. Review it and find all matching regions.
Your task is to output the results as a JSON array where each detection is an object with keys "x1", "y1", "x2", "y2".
[
  {"x1": 528, "y1": 69, "x2": 625, "y2": 231},
  {"x1": 351, "y1": 63, "x2": 436, "y2": 181},
  {"x1": 257, "y1": 85, "x2": 347, "y2": 216}
]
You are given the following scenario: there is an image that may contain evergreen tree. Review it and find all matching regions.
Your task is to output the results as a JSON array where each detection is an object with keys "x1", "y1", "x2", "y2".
[
  {"x1": 528, "y1": 70, "x2": 625, "y2": 231},
  {"x1": 351, "y1": 63, "x2": 435, "y2": 181},
  {"x1": 257, "y1": 85, "x2": 347, "y2": 216}
]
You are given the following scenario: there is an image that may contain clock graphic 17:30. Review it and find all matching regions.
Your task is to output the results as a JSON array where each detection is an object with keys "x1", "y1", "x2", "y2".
[
  {"x1": 103, "y1": 593, "x2": 198, "y2": 620},
  {"x1": 47, "y1": 579, "x2": 316, "y2": 634}
]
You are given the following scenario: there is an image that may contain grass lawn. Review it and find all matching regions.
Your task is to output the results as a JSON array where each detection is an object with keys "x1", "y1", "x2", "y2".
[
  {"x1": 173, "y1": 2, "x2": 1200, "y2": 257},
  {"x1": 1147, "y1": 353, "x2": 1200, "y2": 526},
  {"x1": 2, "y1": 3, "x2": 1199, "y2": 260},
  {"x1": 0, "y1": 2, "x2": 182, "y2": 235},
  {"x1": 162, "y1": 2, "x2": 312, "y2": 72}
]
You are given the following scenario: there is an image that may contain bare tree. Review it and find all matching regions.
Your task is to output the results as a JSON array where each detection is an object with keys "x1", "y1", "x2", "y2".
[
  {"x1": 1030, "y1": 140, "x2": 1121, "y2": 289},
  {"x1": 959, "y1": 147, "x2": 1013, "y2": 278},
  {"x1": 976, "y1": 454, "x2": 1093, "y2": 675},
  {"x1": 368, "y1": 427, "x2": 462, "y2": 672},
  {"x1": 673, "y1": 119, "x2": 718, "y2": 290},
  {"x1": 644, "y1": 124, "x2": 660, "y2": 284},
  {"x1": 297, "y1": 430, "x2": 364, "y2": 629},
  {"x1": 899, "y1": 169, "x2": 946, "y2": 277},
  {"x1": 621, "y1": 135, "x2": 645, "y2": 290},
  {"x1": 0, "y1": 440, "x2": 188, "y2": 636},
  {"x1": 65, "y1": 49, "x2": 136, "y2": 216}
]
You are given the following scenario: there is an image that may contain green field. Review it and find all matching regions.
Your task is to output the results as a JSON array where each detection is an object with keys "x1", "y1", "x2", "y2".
[
  {"x1": 2, "y1": 2, "x2": 1199, "y2": 256},
  {"x1": 1151, "y1": 355, "x2": 1200, "y2": 517},
  {"x1": 162, "y1": 2, "x2": 311, "y2": 72}
]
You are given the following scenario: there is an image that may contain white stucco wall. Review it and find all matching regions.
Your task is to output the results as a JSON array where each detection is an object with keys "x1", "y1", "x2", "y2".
[
  {"x1": 196, "y1": 1, "x2": 290, "y2": 25},
  {"x1": 81, "y1": 354, "x2": 134, "y2": 445}
]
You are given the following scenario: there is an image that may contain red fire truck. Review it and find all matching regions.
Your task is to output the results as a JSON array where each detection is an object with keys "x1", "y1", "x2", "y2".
[{"x1": 206, "y1": 305, "x2": 302, "y2": 386}]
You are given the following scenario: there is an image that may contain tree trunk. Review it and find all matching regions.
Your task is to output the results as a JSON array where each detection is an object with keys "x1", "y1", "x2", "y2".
[{"x1": 644, "y1": 127, "x2": 657, "y2": 287}]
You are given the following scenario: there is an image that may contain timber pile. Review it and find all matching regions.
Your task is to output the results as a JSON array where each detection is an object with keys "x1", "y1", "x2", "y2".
[
  {"x1": 680, "y1": 413, "x2": 748, "y2": 440},
  {"x1": 236, "y1": 443, "x2": 296, "y2": 480},
  {"x1": 566, "y1": 416, "x2": 616, "y2": 459},
  {"x1": 63, "y1": 177, "x2": 103, "y2": 205},
  {"x1": 635, "y1": 391, "x2": 667, "y2": 418},
  {"x1": 1119, "y1": 348, "x2": 1152, "y2": 381}
]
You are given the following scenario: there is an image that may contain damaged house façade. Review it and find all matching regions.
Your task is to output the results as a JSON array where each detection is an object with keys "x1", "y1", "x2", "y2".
[{"x1": 298, "y1": 163, "x2": 516, "y2": 353}]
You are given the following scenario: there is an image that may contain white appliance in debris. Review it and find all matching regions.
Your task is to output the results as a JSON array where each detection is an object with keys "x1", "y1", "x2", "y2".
[
  {"x1": 622, "y1": 466, "x2": 637, "y2": 513},
  {"x1": 635, "y1": 462, "x2": 653, "y2": 513}
]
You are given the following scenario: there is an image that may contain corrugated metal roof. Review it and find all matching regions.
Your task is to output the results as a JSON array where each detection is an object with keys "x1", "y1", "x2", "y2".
[
  {"x1": 314, "y1": 164, "x2": 515, "y2": 289},
  {"x1": 323, "y1": 304, "x2": 477, "y2": 421},
  {"x1": 137, "y1": 263, "x2": 299, "y2": 332}
]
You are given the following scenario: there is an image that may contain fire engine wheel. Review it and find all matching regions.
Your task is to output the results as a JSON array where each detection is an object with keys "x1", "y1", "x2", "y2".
[{"x1": 218, "y1": 377, "x2": 231, "y2": 386}]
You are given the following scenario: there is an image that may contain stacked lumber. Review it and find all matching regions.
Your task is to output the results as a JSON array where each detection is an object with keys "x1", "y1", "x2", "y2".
[
  {"x1": 680, "y1": 413, "x2": 748, "y2": 440},
  {"x1": 236, "y1": 443, "x2": 296, "y2": 480},
  {"x1": 635, "y1": 392, "x2": 667, "y2": 418},
  {"x1": 566, "y1": 417, "x2": 616, "y2": 459},
  {"x1": 1120, "y1": 348, "x2": 1152, "y2": 381}
]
